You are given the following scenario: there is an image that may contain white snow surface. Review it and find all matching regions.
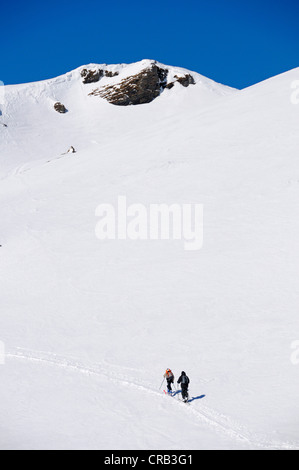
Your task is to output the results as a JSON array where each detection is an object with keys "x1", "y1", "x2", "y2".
[{"x1": 0, "y1": 60, "x2": 299, "y2": 450}]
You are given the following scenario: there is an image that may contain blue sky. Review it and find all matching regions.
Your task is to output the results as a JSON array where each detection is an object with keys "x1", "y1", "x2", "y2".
[{"x1": 1, "y1": 0, "x2": 298, "y2": 88}]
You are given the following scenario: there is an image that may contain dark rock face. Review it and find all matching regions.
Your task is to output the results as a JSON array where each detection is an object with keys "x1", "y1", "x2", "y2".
[
  {"x1": 175, "y1": 74, "x2": 195, "y2": 87},
  {"x1": 82, "y1": 62, "x2": 196, "y2": 106},
  {"x1": 165, "y1": 82, "x2": 175, "y2": 90},
  {"x1": 166, "y1": 74, "x2": 195, "y2": 90},
  {"x1": 81, "y1": 68, "x2": 119, "y2": 84},
  {"x1": 54, "y1": 102, "x2": 67, "y2": 113},
  {"x1": 89, "y1": 65, "x2": 169, "y2": 106},
  {"x1": 81, "y1": 68, "x2": 104, "y2": 84},
  {"x1": 104, "y1": 70, "x2": 119, "y2": 78}
]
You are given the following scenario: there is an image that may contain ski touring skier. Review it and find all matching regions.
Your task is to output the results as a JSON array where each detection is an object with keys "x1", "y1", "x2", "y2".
[
  {"x1": 177, "y1": 371, "x2": 190, "y2": 402},
  {"x1": 163, "y1": 368, "x2": 174, "y2": 393}
]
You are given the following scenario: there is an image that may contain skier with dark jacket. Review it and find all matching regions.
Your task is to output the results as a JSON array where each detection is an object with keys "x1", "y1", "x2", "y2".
[{"x1": 177, "y1": 371, "x2": 190, "y2": 402}]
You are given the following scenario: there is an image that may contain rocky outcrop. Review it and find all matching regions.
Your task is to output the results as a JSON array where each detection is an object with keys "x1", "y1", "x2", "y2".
[
  {"x1": 60, "y1": 146, "x2": 76, "y2": 156},
  {"x1": 89, "y1": 64, "x2": 169, "y2": 106},
  {"x1": 81, "y1": 68, "x2": 119, "y2": 84},
  {"x1": 54, "y1": 102, "x2": 67, "y2": 113},
  {"x1": 175, "y1": 74, "x2": 195, "y2": 87},
  {"x1": 81, "y1": 68, "x2": 104, "y2": 84},
  {"x1": 165, "y1": 82, "x2": 175, "y2": 90},
  {"x1": 166, "y1": 74, "x2": 195, "y2": 90},
  {"x1": 82, "y1": 62, "x2": 196, "y2": 106},
  {"x1": 104, "y1": 70, "x2": 119, "y2": 78}
]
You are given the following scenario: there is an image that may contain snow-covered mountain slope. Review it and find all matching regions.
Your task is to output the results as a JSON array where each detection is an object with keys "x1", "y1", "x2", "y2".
[
  {"x1": 0, "y1": 59, "x2": 234, "y2": 178},
  {"x1": 0, "y1": 60, "x2": 299, "y2": 450}
]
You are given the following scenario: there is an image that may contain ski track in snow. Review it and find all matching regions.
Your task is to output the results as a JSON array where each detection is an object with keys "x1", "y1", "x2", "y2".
[{"x1": 6, "y1": 348, "x2": 298, "y2": 450}]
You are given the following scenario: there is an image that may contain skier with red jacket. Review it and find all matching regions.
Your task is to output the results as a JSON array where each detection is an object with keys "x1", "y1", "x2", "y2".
[{"x1": 164, "y1": 368, "x2": 174, "y2": 393}]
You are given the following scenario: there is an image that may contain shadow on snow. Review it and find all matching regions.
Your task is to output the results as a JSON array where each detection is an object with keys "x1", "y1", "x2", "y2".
[
  {"x1": 171, "y1": 390, "x2": 206, "y2": 402},
  {"x1": 187, "y1": 395, "x2": 206, "y2": 403}
]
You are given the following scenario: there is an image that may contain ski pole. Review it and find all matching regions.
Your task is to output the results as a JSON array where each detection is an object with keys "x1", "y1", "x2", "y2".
[{"x1": 159, "y1": 377, "x2": 165, "y2": 390}]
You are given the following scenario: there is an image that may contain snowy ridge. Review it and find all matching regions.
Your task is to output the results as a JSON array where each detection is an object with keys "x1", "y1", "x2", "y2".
[{"x1": 0, "y1": 59, "x2": 235, "y2": 179}]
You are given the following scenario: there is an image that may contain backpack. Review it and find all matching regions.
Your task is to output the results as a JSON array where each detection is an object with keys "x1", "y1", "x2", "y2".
[{"x1": 181, "y1": 374, "x2": 189, "y2": 385}]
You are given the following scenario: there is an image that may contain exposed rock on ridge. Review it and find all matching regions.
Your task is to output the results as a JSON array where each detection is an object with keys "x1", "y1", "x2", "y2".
[
  {"x1": 89, "y1": 64, "x2": 168, "y2": 106},
  {"x1": 81, "y1": 62, "x2": 196, "y2": 106}
]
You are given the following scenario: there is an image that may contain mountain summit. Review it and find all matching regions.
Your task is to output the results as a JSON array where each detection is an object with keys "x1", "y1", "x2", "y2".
[
  {"x1": 82, "y1": 59, "x2": 198, "y2": 106},
  {"x1": 0, "y1": 59, "x2": 235, "y2": 176},
  {"x1": 77, "y1": 59, "x2": 235, "y2": 106}
]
